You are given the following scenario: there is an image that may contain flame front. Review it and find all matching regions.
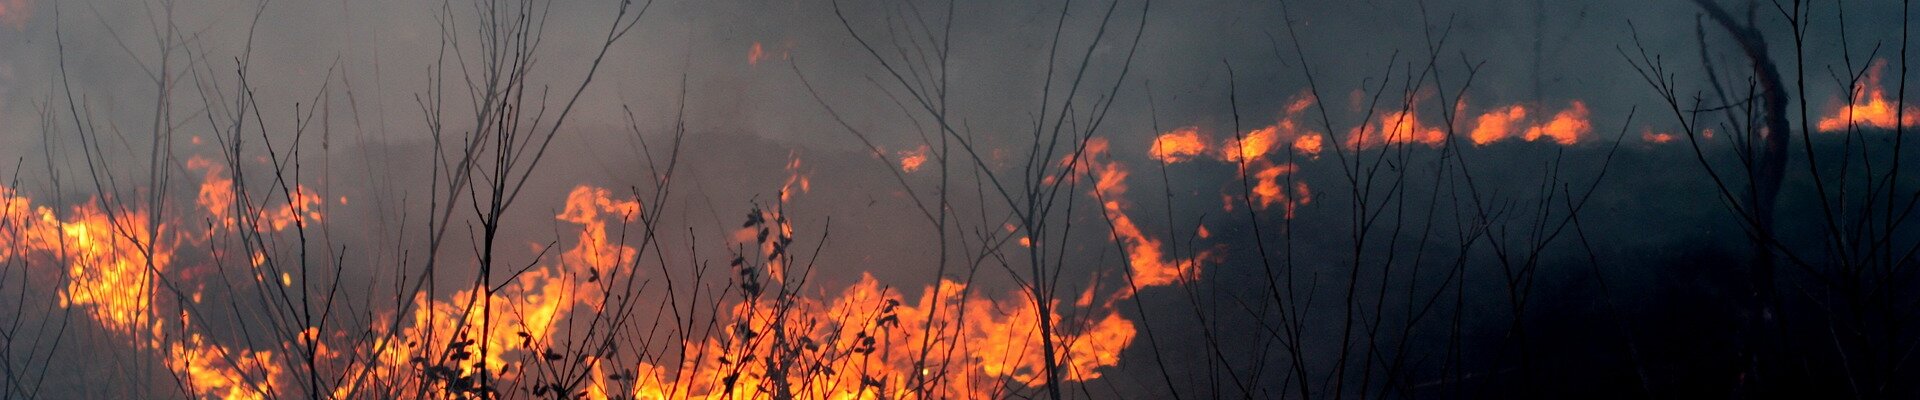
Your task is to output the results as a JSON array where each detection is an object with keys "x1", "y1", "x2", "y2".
[
  {"x1": 2, "y1": 154, "x2": 1153, "y2": 399},
  {"x1": 1818, "y1": 59, "x2": 1920, "y2": 132},
  {"x1": 0, "y1": 184, "x2": 286, "y2": 399},
  {"x1": 0, "y1": 80, "x2": 1612, "y2": 399}
]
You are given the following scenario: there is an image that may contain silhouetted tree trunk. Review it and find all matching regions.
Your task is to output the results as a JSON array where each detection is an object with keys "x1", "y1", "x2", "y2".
[{"x1": 1693, "y1": 1, "x2": 1791, "y2": 396}]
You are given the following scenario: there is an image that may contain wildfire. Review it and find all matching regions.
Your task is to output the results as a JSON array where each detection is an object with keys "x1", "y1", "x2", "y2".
[
  {"x1": 780, "y1": 152, "x2": 811, "y2": 203},
  {"x1": 1643, "y1": 130, "x2": 1676, "y2": 144},
  {"x1": 1292, "y1": 134, "x2": 1323, "y2": 158},
  {"x1": 1142, "y1": 92, "x2": 1318, "y2": 218},
  {"x1": 1224, "y1": 125, "x2": 1284, "y2": 162},
  {"x1": 1344, "y1": 99, "x2": 1597, "y2": 148},
  {"x1": 1225, "y1": 93, "x2": 1323, "y2": 162},
  {"x1": 2, "y1": 145, "x2": 1177, "y2": 399},
  {"x1": 898, "y1": 145, "x2": 930, "y2": 173},
  {"x1": 1347, "y1": 107, "x2": 1446, "y2": 148},
  {"x1": 1522, "y1": 101, "x2": 1593, "y2": 145},
  {"x1": 168, "y1": 331, "x2": 285, "y2": 400},
  {"x1": 579, "y1": 272, "x2": 1134, "y2": 399},
  {"x1": 559, "y1": 186, "x2": 642, "y2": 278},
  {"x1": 1250, "y1": 163, "x2": 1310, "y2": 218},
  {"x1": 1469, "y1": 104, "x2": 1529, "y2": 145},
  {"x1": 0, "y1": 184, "x2": 287, "y2": 399},
  {"x1": 42, "y1": 196, "x2": 168, "y2": 333},
  {"x1": 1818, "y1": 59, "x2": 1920, "y2": 132},
  {"x1": 187, "y1": 156, "x2": 324, "y2": 231},
  {"x1": 0, "y1": 80, "x2": 1615, "y2": 400},
  {"x1": 1085, "y1": 138, "x2": 1215, "y2": 289},
  {"x1": 1149, "y1": 127, "x2": 1208, "y2": 163}
]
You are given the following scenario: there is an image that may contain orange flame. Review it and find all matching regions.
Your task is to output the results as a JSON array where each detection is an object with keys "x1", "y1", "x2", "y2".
[
  {"x1": 0, "y1": 153, "x2": 1169, "y2": 400},
  {"x1": 1223, "y1": 125, "x2": 1283, "y2": 162},
  {"x1": 186, "y1": 156, "x2": 323, "y2": 231},
  {"x1": 0, "y1": 185, "x2": 290, "y2": 399},
  {"x1": 1222, "y1": 93, "x2": 1322, "y2": 162},
  {"x1": 1522, "y1": 101, "x2": 1592, "y2": 145},
  {"x1": 1149, "y1": 127, "x2": 1208, "y2": 163},
  {"x1": 617, "y1": 274, "x2": 1135, "y2": 399},
  {"x1": 1249, "y1": 163, "x2": 1310, "y2": 218},
  {"x1": 1347, "y1": 107, "x2": 1447, "y2": 148},
  {"x1": 167, "y1": 329, "x2": 285, "y2": 400},
  {"x1": 1642, "y1": 131, "x2": 1676, "y2": 144},
  {"x1": 1085, "y1": 138, "x2": 1213, "y2": 289},
  {"x1": 1366, "y1": 100, "x2": 1594, "y2": 147},
  {"x1": 352, "y1": 184, "x2": 640, "y2": 397},
  {"x1": 898, "y1": 145, "x2": 930, "y2": 173},
  {"x1": 780, "y1": 153, "x2": 811, "y2": 203},
  {"x1": 1469, "y1": 104, "x2": 1529, "y2": 145},
  {"x1": 1292, "y1": 134, "x2": 1323, "y2": 158},
  {"x1": 1140, "y1": 92, "x2": 1318, "y2": 217},
  {"x1": 1818, "y1": 60, "x2": 1920, "y2": 131}
]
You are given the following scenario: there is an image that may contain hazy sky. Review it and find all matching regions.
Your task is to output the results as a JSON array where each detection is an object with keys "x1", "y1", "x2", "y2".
[
  {"x1": 0, "y1": 0, "x2": 1902, "y2": 276},
  {"x1": 0, "y1": 0, "x2": 1907, "y2": 294}
]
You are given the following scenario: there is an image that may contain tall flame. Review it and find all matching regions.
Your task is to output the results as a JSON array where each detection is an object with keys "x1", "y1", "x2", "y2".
[{"x1": 0, "y1": 185, "x2": 287, "y2": 399}]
